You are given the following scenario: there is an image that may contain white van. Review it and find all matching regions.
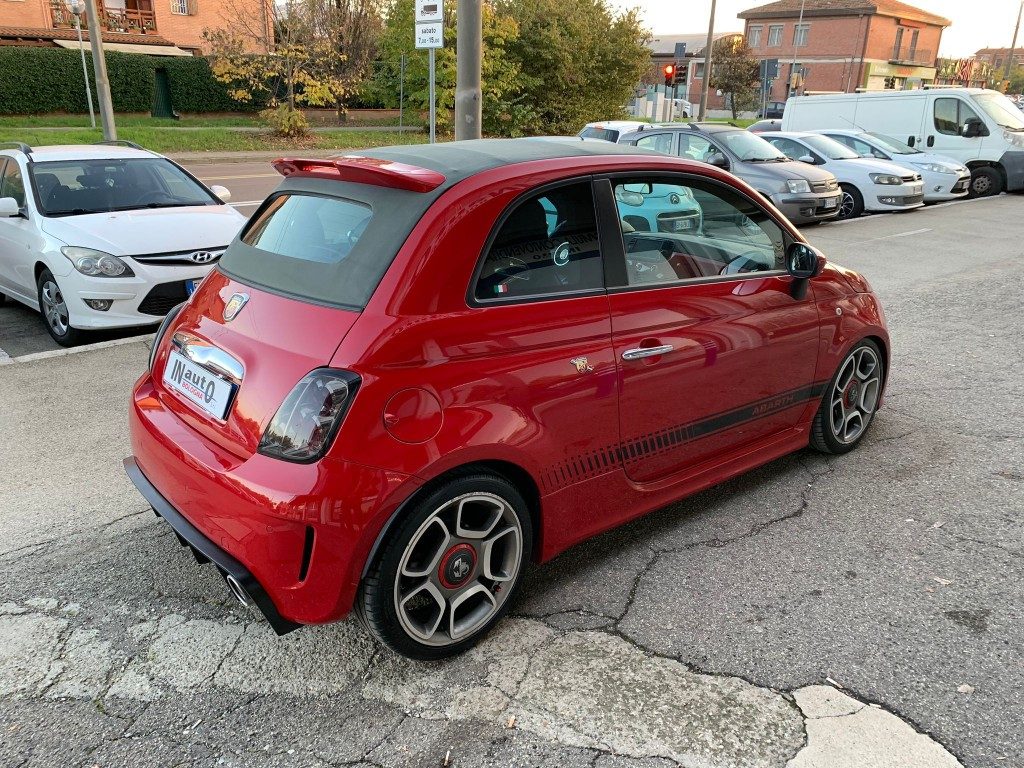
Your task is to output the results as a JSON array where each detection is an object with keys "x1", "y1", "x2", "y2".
[{"x1": 781, "y1": 88, "x2": 1024, "y2": 197}]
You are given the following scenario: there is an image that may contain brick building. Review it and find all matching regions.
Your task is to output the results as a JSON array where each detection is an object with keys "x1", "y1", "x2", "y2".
[
  {"x1": 0, "y1": 0, "x2": 270, "y2": 55},
  {"x1": 644, "y1": 31, "x2": 744, "y2": 111},
  {"x1": 975, "y1": 47, "x2": 1024, "y2": 72},
  {"x1": 738, "y1": 0, "x2": 950, "y2": 102}
]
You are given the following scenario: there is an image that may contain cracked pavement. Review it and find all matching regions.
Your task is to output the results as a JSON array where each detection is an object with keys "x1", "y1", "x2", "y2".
[{"x1": 1, "y1": 193, "x2": 1020, "y2": 767}]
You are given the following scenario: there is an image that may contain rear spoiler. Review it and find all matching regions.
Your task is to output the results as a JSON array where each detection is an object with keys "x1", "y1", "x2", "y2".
[{"x1": 272, "y1": 156, "x2": 446, "y2": 193}]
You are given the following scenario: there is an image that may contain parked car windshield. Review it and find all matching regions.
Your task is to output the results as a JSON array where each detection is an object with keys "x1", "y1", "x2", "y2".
[
  {"x1": 715, "y1": 130, "x2": 787, "y2": 162},
  {"x1": 801, "y1": 135, "x2": 861, "y2": 160},
  {"x1": 864, "y1": 132, "x2": 921, "y2": 155},
  {"x1": 974, "y1": 93, "x2": 1024, "y2": 131},
  {"x1": 31, "y1": 158, "x2": 217, "y2": 217}
]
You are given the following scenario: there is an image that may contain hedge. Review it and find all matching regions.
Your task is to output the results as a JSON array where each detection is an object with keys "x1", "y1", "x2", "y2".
[{"x1": 0, "y1": 47, "x2": 267, "y2": 114}]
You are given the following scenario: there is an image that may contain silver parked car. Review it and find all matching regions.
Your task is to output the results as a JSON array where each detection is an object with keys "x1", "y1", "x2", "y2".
[{"x1": 618, "y1": 123, "x2": 842, "y2": 225}]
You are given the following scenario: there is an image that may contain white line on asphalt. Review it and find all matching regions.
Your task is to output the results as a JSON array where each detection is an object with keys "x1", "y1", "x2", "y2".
[
  {"x1": 0, "y1": 333, "x2": 153, "y2": 366},
  {"x1": 873, "y1": 227, "x2": 933, "y2": 240},
  {"x1": 0, "y1": 345, "x2": 10, "y2": 363}
]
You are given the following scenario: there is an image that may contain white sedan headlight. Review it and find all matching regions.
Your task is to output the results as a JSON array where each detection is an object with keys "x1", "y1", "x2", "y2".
[
  {"x1": 61, "y1": 246, "x2": 133, "y2": 277},
  {"x1": 912, "y1": 162, "x2": 956, "y2": 174},
  {"x1": 869, "y1": 173, "x2": 903, "y2": 185},
  {"x1": 786, "y1": 179, "x2": 811, "y2": 193}
]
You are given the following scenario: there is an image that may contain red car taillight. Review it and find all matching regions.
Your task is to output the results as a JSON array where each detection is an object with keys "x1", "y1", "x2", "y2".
[{"x1": 258, "y1": 369, "x2": 361, "y2": 463}]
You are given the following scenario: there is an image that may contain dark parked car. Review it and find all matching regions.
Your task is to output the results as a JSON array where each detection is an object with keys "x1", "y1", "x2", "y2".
[{"x1": 760, "y1": 101, "x2": 786, "y2": 119}]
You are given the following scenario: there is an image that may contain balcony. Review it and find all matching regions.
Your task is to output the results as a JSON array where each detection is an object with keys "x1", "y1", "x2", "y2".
[
  {"x1": 890, "y1": 47, "x2": 934, "y2": 66},
  {"x1": 50, "y1": 1, "x2": 158, "y2": 36}
]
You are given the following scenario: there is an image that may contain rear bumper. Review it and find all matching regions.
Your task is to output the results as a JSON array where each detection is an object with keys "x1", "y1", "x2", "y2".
[
  {"x1": 128, "y1": 373, "x2": 418, "y2": 627},
  {"x1": 124, "y1": 457, "x2": 300, "y2": 635}
]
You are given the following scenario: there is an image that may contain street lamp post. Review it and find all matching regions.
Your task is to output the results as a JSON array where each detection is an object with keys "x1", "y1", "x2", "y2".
[
  {"x1": 1004, "y1": 0, "x2": 1024, "y2": 85},
  {"x1": 82, "y1": 0, "x2": 117, "y2": 140},
  {"x1": 698, "y1": 0, "x2": 716, "y2": 120},
  {"x1": 69, "y1": 0, "x2": 96, "y2": 129}
]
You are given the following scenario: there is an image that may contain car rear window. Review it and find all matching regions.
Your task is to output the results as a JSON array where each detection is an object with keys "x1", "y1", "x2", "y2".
[
  {"x1": 220, "y1": 178, "x2": 433, "y2": 310},
  {"x1": 580, "y1": 127, "x2": 619, "y2": 142}
]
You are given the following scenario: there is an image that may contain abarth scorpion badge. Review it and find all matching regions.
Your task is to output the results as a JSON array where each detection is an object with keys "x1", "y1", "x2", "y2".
[{"x1": 570, "y1": 357, "x2": 594, "y2": 374}]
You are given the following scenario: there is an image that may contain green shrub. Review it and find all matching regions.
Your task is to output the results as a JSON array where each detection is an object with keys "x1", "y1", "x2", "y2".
[{"x1": 0, "y1": 48, "x2": 267, "y2": 115}]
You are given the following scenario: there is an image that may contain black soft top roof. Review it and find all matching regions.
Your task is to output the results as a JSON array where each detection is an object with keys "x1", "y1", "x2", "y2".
[{"x1": 345, "y1": 137, "x2": 658, "y2": 192}]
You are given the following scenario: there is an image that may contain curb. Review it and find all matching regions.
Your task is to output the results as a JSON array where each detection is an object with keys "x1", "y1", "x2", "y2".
[{"x1": 0, "y1": 333, "x2": 152, "y2": 366}]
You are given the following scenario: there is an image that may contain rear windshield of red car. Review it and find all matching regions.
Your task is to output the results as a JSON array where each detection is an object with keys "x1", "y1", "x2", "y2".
[{"x1": 219, "y1": 177, "x2": 435, "y2": 310}]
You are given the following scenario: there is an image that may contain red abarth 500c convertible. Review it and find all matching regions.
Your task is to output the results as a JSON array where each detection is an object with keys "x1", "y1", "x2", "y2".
[{"x1": 126, "y1": 139, "x2": 889, "y2": 660}]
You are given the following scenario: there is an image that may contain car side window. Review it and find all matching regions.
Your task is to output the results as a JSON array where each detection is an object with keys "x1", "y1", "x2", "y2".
[
  {"x1": 677, "y1": 135, "x2": 715, "y2": 162},
  {"x1": 934, "y1": 98, "x2": 981, "y2": 136},
  {"x1": 765, "y1": 137, "x2": 806, "y2": 160},
  {"x1": 612, "y1": 177, "x2": 786, "y2": 288},
  {"x1": 1, "y1": 160, "x2": 26, "y2": 208},
  {"x1": 635, "y1": 132, "x2": 674, "y2": 154},
  {"x1": 474, "y1": 181, "x2": 603, "y2": 301}
]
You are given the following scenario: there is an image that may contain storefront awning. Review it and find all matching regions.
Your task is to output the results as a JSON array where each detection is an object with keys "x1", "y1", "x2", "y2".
[{"x1": 53, "y1": 39, "x2": 193, "y2": 57}]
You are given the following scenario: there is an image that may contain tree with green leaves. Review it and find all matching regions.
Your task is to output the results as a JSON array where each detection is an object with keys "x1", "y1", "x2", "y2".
[
  {"x1": 709, "y1": 37, "x2": 760, "y2": 120},
  {"x1": 364, "y1": 0, "x2": 649, "y2": 137},
  {"x1": 363, "y1": 0, "x2": 531, "y2": 135}
]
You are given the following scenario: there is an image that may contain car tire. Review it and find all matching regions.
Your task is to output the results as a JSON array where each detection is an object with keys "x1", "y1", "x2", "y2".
[
  {"x1": 837, "y1": 184, "x2": 864, "y2": 220},
  {"x1": 37, "y1": 268, "x2": 84, "y2": 347},
  {"x1": 358, "y1": 472, "x2": 532, "y2": 660},
  {"x1": 968, "y1": 166, "x2": 1001, "y2": 198},
  {"x1": 810, "y1": 338, "x2": 884, "y2": 455}
]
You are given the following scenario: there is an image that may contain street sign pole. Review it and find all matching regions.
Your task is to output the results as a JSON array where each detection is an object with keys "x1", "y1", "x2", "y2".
[
  {"x1": 414, "y1": 0, "x2": 444, "y2": 144},
  {"x1": 428, "y1": 47, "x2": 436, "y2": 143},
  {"x1": 83, "y1": 0, "x2": 116, "y2": 140}
]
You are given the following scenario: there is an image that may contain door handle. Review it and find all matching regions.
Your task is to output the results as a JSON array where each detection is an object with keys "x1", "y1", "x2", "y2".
[
  {"x1": 927, "y1": 135, "x2": 935, "y2": 147},
  {"x1": 622, "y1": 344, "x2": 674, "y2": 361}
]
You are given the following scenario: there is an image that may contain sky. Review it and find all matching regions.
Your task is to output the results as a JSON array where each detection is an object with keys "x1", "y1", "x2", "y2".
[{"x1": 610, "y1": 0, "x2": 1024, "y2": 57}]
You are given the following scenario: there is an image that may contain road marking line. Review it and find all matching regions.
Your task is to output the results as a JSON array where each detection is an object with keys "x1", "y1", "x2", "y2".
[
  {"x1": 0, "y1": 333, "x2": 153, "y2": 366},
  {"x1": 0, "y1": 345, "x2": 10, "y2": 362},
  {"x1": 874, "y1": 227, "x2": 933, "y2": 240},
  {"x1": 199, "y1": 173, "x2": 279, "y2": 181}
]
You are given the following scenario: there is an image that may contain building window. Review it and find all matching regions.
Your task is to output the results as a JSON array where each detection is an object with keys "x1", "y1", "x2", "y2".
[
  {"x1": 170, "y1": 0, "x2": 196, "y2": 15},
  {"x1": 767, "y1": 25, "x2": 783, "y2": 47},
  {"x1": 793, "y1": 23, "x2": 809, "y2": 47},
  {"x1": 748, "y1": 25, "x2": 763, "y2": 47},
  {"x1": 909, "y1": 29, "x2": 919, "y2": 59},
  {"x1": 892, "y1": 27, "x2": 905, "y2": 59}
]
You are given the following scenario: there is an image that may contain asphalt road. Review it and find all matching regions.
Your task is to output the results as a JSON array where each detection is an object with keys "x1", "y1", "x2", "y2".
[{"x1": 0, "y1": 192, "x2": 1020, "y2": 768}]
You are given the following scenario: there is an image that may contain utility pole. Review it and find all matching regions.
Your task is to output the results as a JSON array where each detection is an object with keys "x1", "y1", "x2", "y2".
[
  {"x1": 1004, "y1": 0, "x2": 1024, "y2": 84},
  {"x1": 455, "y1": 0, "x2": 482, "y2": 140},
  {"x1": 789, "y1": 0, "x2": 807, "y2": 96},
  {"x1": 69, "y1": 1, "x2": 95, "y2": 129},
  {"x1": 698, "y1": 0, "x2": 716, "y2": 120},
  {"x1": 83, "y1": 0, "x2": 116, "y2": 140}
]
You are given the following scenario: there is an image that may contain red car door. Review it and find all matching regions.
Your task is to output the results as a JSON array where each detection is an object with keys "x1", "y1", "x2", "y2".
[{"x1": 597, "y1": 174, "x2": 820, "y2": 484}]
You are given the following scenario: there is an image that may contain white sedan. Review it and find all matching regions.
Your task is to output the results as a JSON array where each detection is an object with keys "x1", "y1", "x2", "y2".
[
  {"x1": 0, "y1": 142, "x2": 247, "y2": 346},
  {"x1": 760, "y1": 131, "x2": 925, "y2": 220},
  {"x1": 812, "y1": 129, "x2": 971, "y2": 202}
]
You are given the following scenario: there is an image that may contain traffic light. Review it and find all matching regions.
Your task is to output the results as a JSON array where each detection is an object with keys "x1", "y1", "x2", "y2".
[
  {"x1": 663, "y1": 63, "x2": 675, "y2": 87},
  {"x1": 674, "y1": 63, "x2": 687, "y2": 86}
]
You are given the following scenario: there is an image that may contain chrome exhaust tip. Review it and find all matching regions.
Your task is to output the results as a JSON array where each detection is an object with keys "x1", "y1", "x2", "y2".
[{"x1": 225, "y1": 574, "x2": 250, "y2": 607}]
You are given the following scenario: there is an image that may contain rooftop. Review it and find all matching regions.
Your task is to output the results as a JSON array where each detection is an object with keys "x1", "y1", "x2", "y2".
[
  {"x1": 346, "y1": 138, "x2": 658, "y2": 188},
  {"x1": 647, "y1": 32, "x2": 743, "y2": 57},
  {"x1": 1, "y1": 144, "x2": 159, "y2": 162},
  {"x1": 738, "y1": 0, "x2": 951, "y2": 27}
]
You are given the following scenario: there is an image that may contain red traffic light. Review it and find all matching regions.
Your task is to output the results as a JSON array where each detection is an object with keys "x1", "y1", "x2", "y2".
[{"x1": 663, "y1": 64, "x2": 676, "y2": 77}]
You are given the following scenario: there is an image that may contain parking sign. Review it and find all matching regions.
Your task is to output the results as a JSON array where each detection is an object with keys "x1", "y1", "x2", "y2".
[
  {"x1": 415, "y1": 0, "x2": 442, "y2": 23},
  {"x1": 415, "y1": 22, "x2": 443, "y2": 49}
]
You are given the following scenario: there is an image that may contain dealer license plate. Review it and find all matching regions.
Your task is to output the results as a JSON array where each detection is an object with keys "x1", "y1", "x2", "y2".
[{"x1": 163, "y1": 349, "x2": 236, "y2": 420}]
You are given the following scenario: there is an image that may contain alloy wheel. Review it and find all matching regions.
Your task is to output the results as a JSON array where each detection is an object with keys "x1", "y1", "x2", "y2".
[
  {"x1": 838, "y1": 190, "x2": 856, "y2": 219},
  {"x1": 829, "y1": 346, "x2": 882, "y2": 444},
  {"x1": 393, "y1": 492, "x2": 523, "y2": 647},
  {"x1": 40, "y1": 280, "x2": 69, "y2": 337}
]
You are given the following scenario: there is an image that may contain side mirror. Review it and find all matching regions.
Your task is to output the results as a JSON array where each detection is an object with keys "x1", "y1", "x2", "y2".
[
  {"x1": 707, "y1": 153, "x2": 729, "y2": 169},
  {"x1": 786, "y1": 242, "x2": 826, "y2": 279},
  {"x1": 0, "y1": 197, "x2": 21, "y2": 218},
  {"x1": 961, "y1": 118, "x2": 988, "y2": 138},
  {"x1": 798, "y1": 154, "x2": 816, "y2": 164},
  {"x1": 210, "y1": 184, "x2": 231, "y2": 203}
]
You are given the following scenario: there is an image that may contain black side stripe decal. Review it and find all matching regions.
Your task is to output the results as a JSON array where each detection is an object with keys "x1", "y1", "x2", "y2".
[{"x1": 540, "y1": 381, "x2": 828, "y2": 493}]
